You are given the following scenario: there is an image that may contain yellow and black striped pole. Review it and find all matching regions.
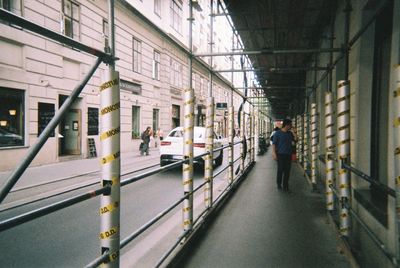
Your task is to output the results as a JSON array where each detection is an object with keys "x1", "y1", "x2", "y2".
[
  {"x1": 228, "y1": 105, "x2": 234, "y2": 184},
  {"x1": 337, "y1": 80, "x2": 351, "y2": 236},
  {"x1": 249, "y1": 110, "x2": 254, "y2": 163},
  {"x1": 311, "y1": 103, "x2": 318, "y2": 188},
  {"x1": 100, "y1": 1, "x2": 120, "y2": 266},
  {"x1": 325, "y1": 92, "x2": 335, "y2": 211},
  {"x1": 99, "y1": 70, "x2": 120, "y2": 266},
  {"x1": 393, "y1": 65, "x2": 400, "y2": 248},
  {"x1": 204, "y1": 96, "x2": 214, "y2": 208},
  {"x1": 241, "y1": 110, "x2": 245, "y2": 172},
  {"x1": 303, "y1": 113, "x2": 308, "y2": 174},
  {"x1": 183, "y1": 87, "x2": 194, "y2": 231},
  {"x1": 297, "y1": 115, "x2": 303, "y2": 165}
]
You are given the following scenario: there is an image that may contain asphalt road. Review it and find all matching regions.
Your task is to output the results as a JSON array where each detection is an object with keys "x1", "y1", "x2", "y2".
[{"x1": 0, "y1": 145, "x2": 244, "y2": 267}]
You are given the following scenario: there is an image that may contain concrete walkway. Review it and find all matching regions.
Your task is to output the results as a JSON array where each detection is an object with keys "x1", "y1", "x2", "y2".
[{"x1": 175, "y1": 151, "x2": 352, "y2": 268}]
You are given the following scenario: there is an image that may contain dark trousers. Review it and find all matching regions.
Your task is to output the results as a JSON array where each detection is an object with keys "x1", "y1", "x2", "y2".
[{"x1": 277, "y1": 154, "x2": 292, "y2": 190}]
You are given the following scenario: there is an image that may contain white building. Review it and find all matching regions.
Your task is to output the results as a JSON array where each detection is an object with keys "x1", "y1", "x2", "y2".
[{"x1": 0, "y1": 0, "x2": 248, "y2": 170}]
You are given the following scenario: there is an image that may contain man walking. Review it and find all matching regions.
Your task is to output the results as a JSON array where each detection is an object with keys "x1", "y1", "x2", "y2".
[{"x1": 272, "y1": 119, "x2": 297, "y2": 192}]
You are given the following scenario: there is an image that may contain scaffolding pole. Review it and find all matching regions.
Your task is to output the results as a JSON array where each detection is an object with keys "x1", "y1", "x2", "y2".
[
  {"x1": 297, "y1": 115, "x2": 303, "y2": 165},
  {"x1": 241, "y1": 110, "x2": 245, "y2": 173},
  {"x1": 204, "y1": 0, "x2": 215, "y2": 209},
  {"x1": 99, "y1": 1, "x2": 120, "y2": 266},
  {"x1": 183, "y1": 1, "x2": 195, "y2": 232},
  {"x1": 303, "y1": 113, "x2": 309, "y2": 175},
  {"x1": 325, "y1": 92, "x2": 335, "y2": 211},
  {"x1": 394, "y1": 65, "x2": 400, "y2": 258},
  {"x1": 311, "y1": 103, "x2": 318, "y2": 188},
  {"x1": 337, "y1": 80, "x2": 351, "y2": 236}
]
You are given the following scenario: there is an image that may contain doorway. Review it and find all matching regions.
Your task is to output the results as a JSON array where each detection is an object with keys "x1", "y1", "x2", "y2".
[{"x1": 59, "y1": 95, "x2": 81, "y2": 155}]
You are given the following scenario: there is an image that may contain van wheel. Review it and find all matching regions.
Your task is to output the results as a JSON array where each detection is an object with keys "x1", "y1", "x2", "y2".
[{"x1": 215, "y1": 151, "x2": 223, "y2": 166}]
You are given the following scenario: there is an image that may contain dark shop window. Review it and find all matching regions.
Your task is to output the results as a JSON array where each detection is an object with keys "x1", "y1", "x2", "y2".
[
  {"x1": 87, "y1": 107, "x2": 99, "y2": 136},
  {"x1": 0, "y1": 88, "x2": 24, "y2": 148},
  {"x1": 38, "y1": 102, "x2": 55, "y2": 137}
]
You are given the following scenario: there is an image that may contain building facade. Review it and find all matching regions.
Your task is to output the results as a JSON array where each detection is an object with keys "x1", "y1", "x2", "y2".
[{"x1": 0, "y1": 0, "x2": 245, "y2": 170}]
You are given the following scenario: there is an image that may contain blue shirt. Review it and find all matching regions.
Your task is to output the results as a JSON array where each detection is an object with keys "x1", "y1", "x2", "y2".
[{"x1": 272, "y1": 130, "x2": 293, "y2": 155}]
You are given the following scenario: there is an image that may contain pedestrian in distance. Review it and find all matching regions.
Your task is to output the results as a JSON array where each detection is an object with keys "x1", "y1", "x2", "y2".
[
  {"x1": 140, "y1": 126, "x2": 152, "y2": 156},
  {"x1": 155, "y1": 128, "x2": 164, "y2": 148},
  {"x1": 271, "y1": 119, "x2": 297, "y2": 193}
]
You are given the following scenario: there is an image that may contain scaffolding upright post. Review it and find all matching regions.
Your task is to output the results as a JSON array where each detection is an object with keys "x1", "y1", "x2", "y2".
[
  {"x1": 204, "y1": 0, "x2": 214, "y2": 209},
  {"x1": 183, "y1": 0, "x2": 195, "y2": 232},
  {"x1": 394, "y1": 64, "x2": 400, "y2": 260},
  {"x1": 337, "y1": 80, "x2": 351, "y2": 236},
  {"x1": 241, "y1": 110, "x2": 245, "y2": 172},
  {"x1": 325, "y1": 92, "x2": 335, "y2": 211},
  {"x1": 311, "y1": 103, "x2": 318, "y2": 190},
  {"x1": 99, "y1": 0, "x2": 120, "y2": 266},
  {"x1": 303, "y1": 113, "x2": 309, "y2": 175}
]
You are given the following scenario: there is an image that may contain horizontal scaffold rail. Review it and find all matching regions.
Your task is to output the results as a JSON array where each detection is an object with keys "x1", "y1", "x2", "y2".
[{"x1": 195, "y1": 48, "x2": 343, "y2": 57}]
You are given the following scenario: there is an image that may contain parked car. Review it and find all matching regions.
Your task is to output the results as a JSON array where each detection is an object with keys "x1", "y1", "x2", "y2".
[
  {"x1": 0, "y1": 128, "x2": 23, "y2": 147},
  {"x1": 159, "y1": 126, "x2": 224, "y2": 167}
]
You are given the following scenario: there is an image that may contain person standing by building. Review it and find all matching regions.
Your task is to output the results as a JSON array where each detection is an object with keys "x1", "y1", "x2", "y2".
[
  {"x1": 140, "y1": 126, "x2": 152, "y2": 156},
  {"x1": 271, "y1": 119, "x2": 297, "y2": 192},
  {"x1": 156, "y1": 128, "x2": 164, "y2": 144}
]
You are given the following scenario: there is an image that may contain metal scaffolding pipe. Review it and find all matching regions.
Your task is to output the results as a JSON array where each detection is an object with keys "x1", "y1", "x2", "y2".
[
  {"x1": 228, "y1": 106, "x2": 234, "y2": 184},
  {"x1": 215, "y1": 67, "x2": 329, "y2": 73},
  {"x1": 182, "y1": 1, "x2": 194, "y2": 232},
  {"x1": 204, "y1": 97, "x2": 214, "y2": 208},
  {"x1": 325, "y1": 92, "x2": 335, "y2": 211},
  {"x1": 311, "y1": 103, "x2": 318, "y2": 186},
  {"x1": 337, "y1": 80, "x2": 351, "y2": 236},
  {"x1": 241, "y1": 111, "x2": 245, "y2": 173},
  {"x1": 0, "y1": 9, "x2": 111, "y2": 61},
  {"x1": 303, "y1": 113, "x2": 309, "y2": 174},
  {"x1": 194, "y1": 48, "x2": 343, "y2": 57},
  {"x1": 0, "y1": 57, "x2": 103, "y2": 204},
  {"x1": 99, "y1": 1, "x2": 120, "y2": 266},
  {"x1": 343, "y1": 0, "x2": 352, "y2": 80},
  {"x1": 99, "y1": 70, "x2": 120, "y2": 268},
  {"x1": 393, "y1": 64, "x2": 400, "y2": 257},
  {"x1": 204, "y1": 0, "x2": 214, "y2": 209},
  {"x1": 297, "y1": 115, "x2": 303, "y2": 165}
]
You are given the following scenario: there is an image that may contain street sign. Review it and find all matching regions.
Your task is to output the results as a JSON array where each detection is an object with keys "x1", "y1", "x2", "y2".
[{"x1": 216, "y1": 102, "x2": 227, "y2": 109}]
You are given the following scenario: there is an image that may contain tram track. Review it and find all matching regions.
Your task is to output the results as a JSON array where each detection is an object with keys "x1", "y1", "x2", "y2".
[{"x1": 0, "y1": 156, "x2": 161, "y2": 213}]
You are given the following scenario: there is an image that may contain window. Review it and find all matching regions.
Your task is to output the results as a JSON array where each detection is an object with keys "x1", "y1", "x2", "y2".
[
  {"x1": 87, "y1": 107, "x2": 99, "y2": 136},
  {"x1": 0, "y1": 0, "x2": 11, "y2": 10},
  {"x1": 0, "y1": 0, "x2": 22, "y2": 15},
  {"x1": 62, "y1": 0, "x2": 80, "y2": 40},
  {"x1": 153, "y1": 109, "x2": 159, "y2": 133},
  {"x1": 132, "y1": 106, "x2": 140, "y2": 139},
  {"x1": 370, "y1": 1, "x2": 393, "y2": 201},
  {"x1": 172, "y1": 104, "x2": 180, "y2": 128},
  {"x1": 38, "y1": 103, "x2": 55, "y2": 137},
  {"x1": 153, "y1": 50, "x2": 161, "y2": 80},
  {"x1": 154, "y1": 0, "x2": 161, "y2": 16},
  {"x1": 170, "y1": 0, "x2": 182, "y2": 33},
  {"x1": 0, "y1": 88, "x2": 24, "y2": 147},
  {"x1": 132, "y1": 37, "x2": 142, "y2": 73},
  {"x1": 102, "y1": 19, "x2": 109, "y2": 38},
  {"x1": 171, "y1": 59, "x2": 182, "y2": 88}
]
